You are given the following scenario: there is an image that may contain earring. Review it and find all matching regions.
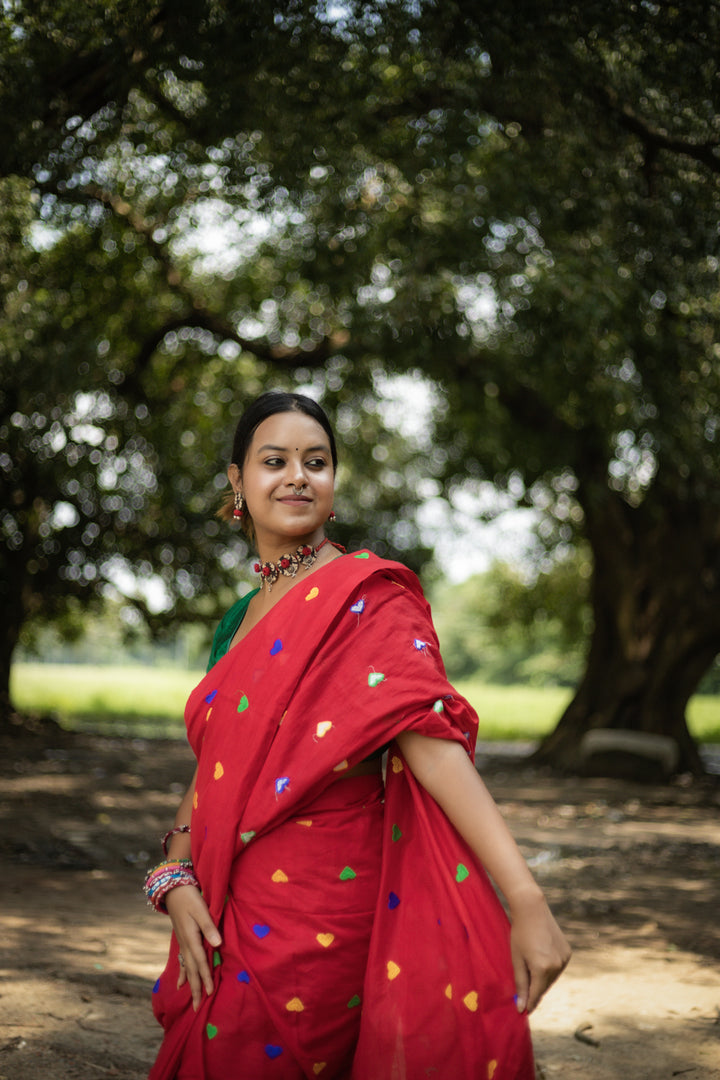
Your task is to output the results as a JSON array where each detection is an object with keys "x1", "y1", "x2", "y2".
[
  {"x1": 328, "y1": 509, "x2": 336, "y2": 522},
  {"x1": 233, "y1": 492, "x2": 244, "y2": 519}
]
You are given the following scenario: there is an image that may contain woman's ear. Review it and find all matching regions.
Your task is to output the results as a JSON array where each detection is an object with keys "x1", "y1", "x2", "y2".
[{"x1": 227, "y1": 463, "x2": 241, "y2": 490}]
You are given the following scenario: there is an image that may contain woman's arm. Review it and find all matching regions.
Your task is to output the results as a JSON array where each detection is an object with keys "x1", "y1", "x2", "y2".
[
  {"x1": 162, "y1": 766, "x2": 222, "y2": 1010},
  {"x1": 395, "y1": 731, "x2": 571, "y2": 1014}
]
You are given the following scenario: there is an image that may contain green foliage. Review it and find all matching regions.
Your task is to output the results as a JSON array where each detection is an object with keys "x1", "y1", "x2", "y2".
[
  {"x1": 431, "y1": 553, "x2": 592, "y2": 686},
  {"x1": 2, "y1": 1, "x2": 720, "y2": 746}
]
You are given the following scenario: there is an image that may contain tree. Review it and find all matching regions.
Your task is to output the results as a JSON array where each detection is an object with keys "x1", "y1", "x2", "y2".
[{"x1": 2, "y1": 1, "x2": 719, "y2": 774}]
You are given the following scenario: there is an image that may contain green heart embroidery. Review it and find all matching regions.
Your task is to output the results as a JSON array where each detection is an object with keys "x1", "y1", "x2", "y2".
[
  {"x1": 456, "y1": 863, "x2": 469, "y2": 883},
  {"x1": 240, "y1": 830, "x2": 256, "y2": 844},
  {"x1": 213, "y1": 950, "x2": 222, "y2": 967},
  {"x1": 368, "y1": 672, "x2": 385, "y2": 687},
  {"x1": 391, "y1": 824, "x2": 402, "y2": 842},
  {"x1": 347, "y1": 994, "x2": 361, "y2": 1008},
  {"x1": 354, "y1": 552, "x2": 370, "y2": 559},
  {"x1": 433, "y1": 699, "x2": 444, "y2": 713},
  {"x1": 206, "y1": 1023, "x2": 218, "y2": 1039},
  {"x1": 339, "y1": 866, "x2": 357, "y2": 881},
  {"x1": 237, "y1": 694, "x2": 249, "y2": 712}
]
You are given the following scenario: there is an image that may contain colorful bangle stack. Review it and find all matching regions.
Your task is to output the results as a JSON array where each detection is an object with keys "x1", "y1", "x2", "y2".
[{"x1": 144, "y1": 858, "x2": 199, "y2": 914}]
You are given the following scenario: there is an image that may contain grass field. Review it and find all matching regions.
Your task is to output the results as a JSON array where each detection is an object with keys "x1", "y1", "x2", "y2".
[{"x1": 10, "y1": 662, "x2": 720, "y2": 743}]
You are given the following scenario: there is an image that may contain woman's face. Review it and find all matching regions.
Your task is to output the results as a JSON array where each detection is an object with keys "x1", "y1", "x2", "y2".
[{"x1": 229, "y1": 410, "x2": 335, "y2": 547}]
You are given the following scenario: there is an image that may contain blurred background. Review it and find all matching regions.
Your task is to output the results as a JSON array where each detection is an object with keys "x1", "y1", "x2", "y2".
[{"x1": 3, "y1": 0, "x2": 720, "y2": 777}]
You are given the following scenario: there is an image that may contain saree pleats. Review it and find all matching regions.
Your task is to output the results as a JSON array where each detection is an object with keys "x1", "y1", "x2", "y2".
[{"x1": 149, "y1": 552, "x2": 534, "y2": 1080}]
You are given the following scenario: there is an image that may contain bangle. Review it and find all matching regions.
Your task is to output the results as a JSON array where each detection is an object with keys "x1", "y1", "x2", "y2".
[
  {"x1": 144, "y1": 858, "x2": 199, "y2": 914},
  {"x1": 162, "y1": 824, "x2": 191, "y2": 856}
]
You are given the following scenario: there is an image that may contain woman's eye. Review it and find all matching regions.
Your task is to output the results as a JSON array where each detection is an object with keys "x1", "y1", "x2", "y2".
[
  {"x1": 265, "y1": 457, "x2": 284, "y2": 467},
  {"x1": 307, "y1": 458, "x2": 328, "y2": 469}
]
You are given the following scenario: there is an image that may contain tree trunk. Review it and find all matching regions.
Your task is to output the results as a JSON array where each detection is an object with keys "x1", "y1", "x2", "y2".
[
  {"x1": 0, "y1": 590, "x2": 20, "y2": 732},
  {"x1": 533, "y1": 489, "x2": 720, "y2": 778}
]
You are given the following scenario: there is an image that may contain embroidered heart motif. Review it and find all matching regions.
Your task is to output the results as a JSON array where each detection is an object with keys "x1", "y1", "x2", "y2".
[
  {"x1": 316, "y1": 933, "x2": 334, "y2": 948},
  {"x1": 265, "y1": 1045, "x2": 283, "y2": 1059},
  {"x1": 347, "y1": 994, "x2": 361, "y2": 1008},
  {"x1": 275, "y1": 776, "x2": 290, "y2": 795},
  {"x1": 387, "y1": 960, "x2": 401, "y2": 981},
  {"x1": 391, "y1": 824, "x2": 402, "y2": 842},
  {"x1": 271, "y1": 869, "x2": 288, "y2": 883},
  {"x1": 252, "y1": 923, "x2": 270, "y2": 939},
  {"x1": 205, "y1": 707, "x2": 212, "y2": 722},
  {"x1": 463, "y1": 990, "x2": 479, "y2": 1012},
  {"x1": 388, "y1": 891, "x2": 400, "y2": 910},
  {"x1": 295, "y1": 819, "x2": 313, "y2": 827},
  {"x1": 237, "y1": 970, "x2": 250, "y2": 984},
  {"x1": 339, "y1": 866, "x2": 357, "y2": 881},
  {"x1": 368, "y1": 672, "x2": 385, "y2": 687},
  {"x1": 270, "y1": 639, "x2": 283, "y2": 656},
  {"x1": 305, "y1": 587, "x2": 319, "y2": 601},
  {"x1": 214, "y1": 761, "x2": 224, "y2": 780},
  {"x1": 213, "y1": 951, "x2": 222, "y2": 968},
  {"x1": 206, "y1": 1023, "x2": 218, "y2": 1039},
  {"x1": 313, "y1": 1065, "x2": 327, "y2": 1076},
  {"x1": 237, "y1": 694, "x2": 249, "y2": 712},
  {"x1": 413, "y1": 639, "x2": 428, "y2": 651},
  {"x1": 456, "y1": 863, "x2": 470, "y2": 883},
  {"x1": 433, "y1": 699, "x2": 444, "y2": 713},
  {"x1": 390, "y1": 756, "x2": 403, "y2": 773},
  {"x1": 488, "y1": 1061, "x2": 498, "y2": 1079},
  {"x1": 193, "y1": 791, "x2": 198, "y2": 809},
  {"x1": 240, "y1": 830, "x2": 255, "y2": 844},
  {"x1": 333, "y1": 760, "x2": 348, "y2": 772},
  {"x1": 315, "y1": 721, "x2": 333, "y2": 738},
  {"x1": 350, "y1": 599, "x2": 365, "y2": 614},
  {"x1": 354, "y1": 552, "x2": 370, "y2": 559},
  {"x1": 205, "y1": 689, "x2": 218, "y2": 703},
  {"x1": 153, "y1": 978, "x2": 161, "y2": 994},
  {"x1": 445, "y1": 984, "x2": 453, "y2": 1000},
  {"x1": 286, "y1": 996, "x2": 304, "y2": 1012}
]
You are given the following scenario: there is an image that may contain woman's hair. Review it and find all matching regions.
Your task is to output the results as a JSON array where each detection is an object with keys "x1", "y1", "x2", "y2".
[{"x1": 218, "y1": 391, "x2": 338, "y2": 531}]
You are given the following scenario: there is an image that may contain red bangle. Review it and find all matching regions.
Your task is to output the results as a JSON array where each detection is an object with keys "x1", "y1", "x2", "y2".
[{"x1": 162, "y1": 824, "x2": 191, "y2": 856}]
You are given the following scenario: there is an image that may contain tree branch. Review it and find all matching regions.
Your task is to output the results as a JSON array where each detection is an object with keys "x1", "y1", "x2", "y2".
[{"x1": 599, "y1": 85, "x2": 720, "y2": 175}]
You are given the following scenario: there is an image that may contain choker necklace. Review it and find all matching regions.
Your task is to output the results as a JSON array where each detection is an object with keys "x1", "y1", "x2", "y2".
[{"x1": 254, "y1": 538, "x2": 342, "y2": 592}]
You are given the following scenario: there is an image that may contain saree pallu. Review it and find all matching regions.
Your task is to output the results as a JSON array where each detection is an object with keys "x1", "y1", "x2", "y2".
[{"x1": 149, "y1": 552, "x2": 534, "y2": 1080}]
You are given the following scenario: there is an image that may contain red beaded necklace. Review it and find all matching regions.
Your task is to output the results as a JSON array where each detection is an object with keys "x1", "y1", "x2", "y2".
[{"x1": 253, "y1": 537, "x2": 345, "y2": 592}]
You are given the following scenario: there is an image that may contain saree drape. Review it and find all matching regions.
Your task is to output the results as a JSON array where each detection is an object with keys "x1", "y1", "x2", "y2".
[{"x1": 149, "y1": 551, "x2": 534, "y2": 1080}]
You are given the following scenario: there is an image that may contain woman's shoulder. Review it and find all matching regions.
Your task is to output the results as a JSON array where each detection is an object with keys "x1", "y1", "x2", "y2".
[{"x1": 343, "y1": 549, "x2": 425, "y2": 598}]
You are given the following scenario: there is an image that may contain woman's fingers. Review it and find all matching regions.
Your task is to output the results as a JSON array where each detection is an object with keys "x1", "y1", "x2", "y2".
[{"x1": 166, "y1": 886, "x2": 222, "y2": 1009}]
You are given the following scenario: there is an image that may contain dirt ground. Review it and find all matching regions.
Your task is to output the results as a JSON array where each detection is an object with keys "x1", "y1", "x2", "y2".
[{"x1": 1, "y1": 719, "x2": 719, "y2": 1080}]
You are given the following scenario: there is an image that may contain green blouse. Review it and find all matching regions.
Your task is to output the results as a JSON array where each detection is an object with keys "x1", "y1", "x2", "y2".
[{"x1": 206, "y1": 589, "x2": 260, "y2": 671}]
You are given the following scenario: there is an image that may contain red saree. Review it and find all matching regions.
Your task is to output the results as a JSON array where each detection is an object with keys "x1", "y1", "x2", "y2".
[{"x1": 149, "y1": 552, "x2": 534, "y2": 1079}]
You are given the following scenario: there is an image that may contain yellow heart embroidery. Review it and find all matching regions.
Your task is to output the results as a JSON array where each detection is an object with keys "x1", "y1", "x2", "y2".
[
  {"x1": 214, "y1": 761, "x2": 224, "y2": 780},
  {"x1": 463, "y1": 991, "x2": 479, "y2": 1012},
  {"x1": 316, "y1": 933, "x2": 335, "y2": 948},
  {"x1": 387, "y1": 960, "x2": 401, "y2": 981},
  {"x1": 305, "y1": 586, "x2": 319, "y2": 601},
  {"x1": 295, "y1": 819, "x2": 313, "y2": 827},
  {"x1": 488, "y1": 1062, "x2": 498, "y2": 1079},
  {"x1": 312, "y1": 1066, "x2": 327, "y2": 1076},
  {"x1": 445, "y1": 983, "x2": 453, "y2": 1000},
  {"x1": 333, "y1": 760, "x2": 348, "y2": 772},
  {"x1": 271, "y1": 869, "x2": 289, "y2": 883},
  {"x1": 391, "y1": 756, "x2": 403, "y2": 773},
  {"x1": 285, "y1": 997, "x2": 304, "y2": 1012},
  {"x1": 316, "y1": 721, "x2": 333, "y2": 738},
  {"x1": 192, "y1": 791, "x2": 198, "y2": 809},
  {"x1": 205, "y1": 707, "x2": 212, "y2": 722}
]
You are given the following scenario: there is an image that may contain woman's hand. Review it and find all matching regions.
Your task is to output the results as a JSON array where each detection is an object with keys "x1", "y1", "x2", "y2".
[
  {"x1": 165, "y1": 885, "x2": 222, "y2": 1011},
  {"x1": 509, "y1": 887, "x2": 571, "y2": 1014}
]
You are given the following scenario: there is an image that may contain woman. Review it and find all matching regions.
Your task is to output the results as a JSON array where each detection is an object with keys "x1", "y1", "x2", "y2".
[{"x1": 146, "y1": 391, "x2": 570, "y2": 1080}]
